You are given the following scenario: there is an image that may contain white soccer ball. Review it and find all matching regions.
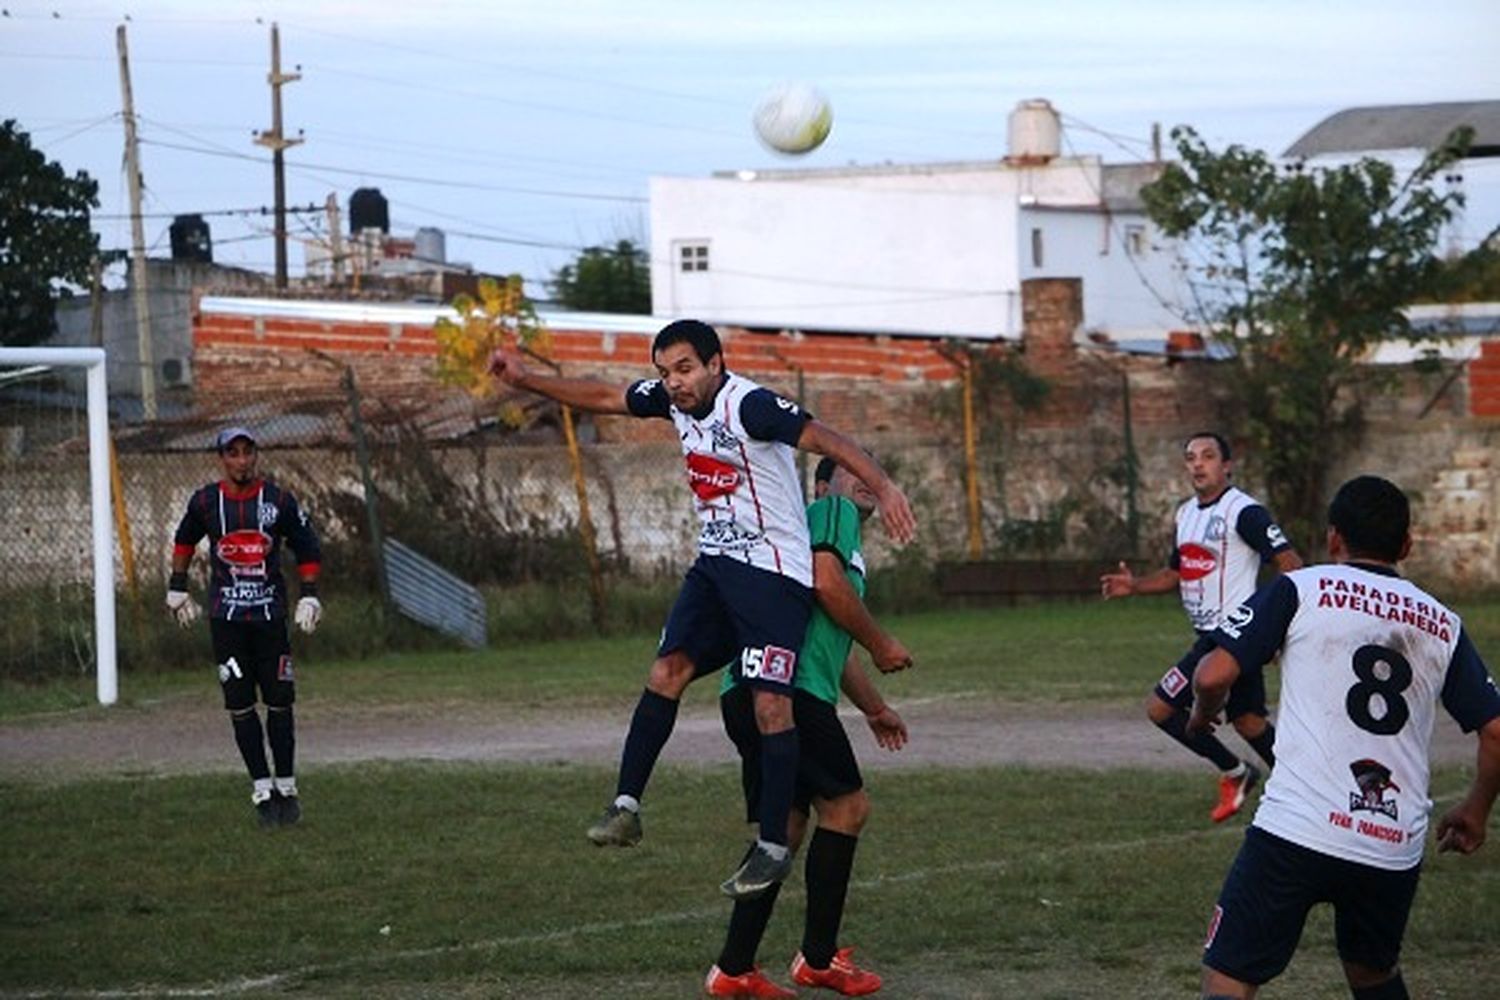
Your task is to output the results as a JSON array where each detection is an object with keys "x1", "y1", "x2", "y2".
[{"x1": 752, "y1": 83, "x2": 833, "y2": 155}]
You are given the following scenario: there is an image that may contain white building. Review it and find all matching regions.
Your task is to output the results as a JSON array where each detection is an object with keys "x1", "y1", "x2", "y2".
[{"x1": 649, "y1": 100, "x2": 1185, "y2": 340}]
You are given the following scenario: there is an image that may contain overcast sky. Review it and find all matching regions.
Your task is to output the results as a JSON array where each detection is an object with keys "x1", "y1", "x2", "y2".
[{"x1": 6, "y1": 0, "x2": 1498, "y2": 299}]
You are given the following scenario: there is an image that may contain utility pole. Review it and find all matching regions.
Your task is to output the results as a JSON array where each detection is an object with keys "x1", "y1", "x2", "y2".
[
  {"x1": 1151, "y1": 122, "x2": 1163, "y2": 164},
  {"x1": 116, "y1": 24, "x2": 157, "y2": 420},
  {"x1": 254, "y1": 22, "x2": 301, "y2": 289},
  {"x1": 326, "y1": 192, "x2": 346, "y2": 285}
]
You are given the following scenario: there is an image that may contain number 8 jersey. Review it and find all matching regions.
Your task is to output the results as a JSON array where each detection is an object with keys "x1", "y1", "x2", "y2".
[{"x1": 1213, "y1": 562, "x2": 1500, "y2": 869}]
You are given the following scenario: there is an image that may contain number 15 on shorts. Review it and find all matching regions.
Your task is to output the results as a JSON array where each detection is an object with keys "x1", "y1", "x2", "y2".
[{"x1": 741, "y1": 644, "x2": 796, "y2": 683}]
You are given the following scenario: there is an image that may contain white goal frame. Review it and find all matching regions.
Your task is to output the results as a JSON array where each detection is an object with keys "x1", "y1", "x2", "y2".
[{"x1": 0, "y1": 346, "x2": 117, "y2": 704}]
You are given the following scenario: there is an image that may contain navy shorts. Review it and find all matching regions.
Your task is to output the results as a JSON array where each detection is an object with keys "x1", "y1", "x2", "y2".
[
  {"x1": 1203, "y1": 826, "x2": 1421, "y2": 984},
  {"x1": 722, "y1": 685, "x2": 863, "y2": 818},
  {"x1": 210, "y1": 618, "x2": 295, "y2": 710},
  {"x1": 1154, "y1": 632, "x2": 1268, "y2": 720},
  {"x1": 659, "y1": 555, "x2": 813, "y2": 694}
]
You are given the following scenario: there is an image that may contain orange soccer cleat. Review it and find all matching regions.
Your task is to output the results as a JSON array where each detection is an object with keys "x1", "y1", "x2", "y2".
[
  {"x1": 705, "y1": 964, "x2": 797, "y2": 999},
  {"x1": 1210, "y1": 764, "x2": 1261, "y2": 823},
  {"x1": 790, "y1": 947, "x2": 883, "y2": 996}
]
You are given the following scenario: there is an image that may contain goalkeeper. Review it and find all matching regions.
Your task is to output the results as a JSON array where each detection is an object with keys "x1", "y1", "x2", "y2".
[{"x1": 166, "y1": 426, "x2": 323, "y2": 828}]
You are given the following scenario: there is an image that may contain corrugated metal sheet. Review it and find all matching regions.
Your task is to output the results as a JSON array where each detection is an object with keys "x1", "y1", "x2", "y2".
[
  {"x1": 1284, "y1": 101, "x2": 1500, "y2": 159},
  {"x1": 384, "y1": 537, "x2": 487, "y2": 648}
]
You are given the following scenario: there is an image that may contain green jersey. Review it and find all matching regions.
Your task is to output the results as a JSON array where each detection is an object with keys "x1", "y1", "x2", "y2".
[{"x1": 722, "y1": 494, "x2": 865, "y2": 705}]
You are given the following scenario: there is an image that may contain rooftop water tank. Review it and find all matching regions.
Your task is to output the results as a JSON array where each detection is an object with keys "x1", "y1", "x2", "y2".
[
  {"x1": 1007, "y1": 99, "x2": 1061, "y2": 165},
  {"x1": 349, "y1": 187, "x2": 389, "y2": 234},
  {"x1": 169, "y1": 214, "x2": 212, "y2": 263},
  {"x1": 414, "y1": 227, "x2": 446, "y2": 265}
]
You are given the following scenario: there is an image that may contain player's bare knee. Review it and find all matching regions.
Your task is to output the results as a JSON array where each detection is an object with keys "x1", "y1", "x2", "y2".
[
  {"x1": 1231, "y1": 713, "x2": 1265, "y2": 739},
  {"x1": 815, "y1": 790, "x2": 869, "y2": 836},
  {"x1": 751, "y1": 688, "x2": 793, "y2": 733},
  {"x1": 1145, "y1": 694, "x2": 1173, "y2": 724},
  {"x1": 646, "y1": 653, "x2": 694, "y2": 698}
]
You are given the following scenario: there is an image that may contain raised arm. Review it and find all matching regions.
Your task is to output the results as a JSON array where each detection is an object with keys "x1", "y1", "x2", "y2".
[
  {"x1": 488, "y1": 347, "x2": 632, "y2": 415},
  {"x1": 796, "y1": 419, "x2": 915, "y2": 544},
  {"x1": 812, "y1": 549, "x2": 911, "y2": 673}
]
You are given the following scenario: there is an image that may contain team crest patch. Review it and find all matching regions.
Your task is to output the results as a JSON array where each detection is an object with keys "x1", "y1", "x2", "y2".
[
  {"x1": 740, "y1": 644, "x2": 797, "y2": 683},
  {"x1": 1158, "y1": 666, "x2": 1189, "y2": 698},
  {"x1": 1348, "y1": 758, "x2": 1399, "y2": 820},
  {"x1": 277, "y1": 654, "x2": 295, "y2": 682},
  {"x1": 710, "y1": 421, "x2": 742, "y2": 452}
]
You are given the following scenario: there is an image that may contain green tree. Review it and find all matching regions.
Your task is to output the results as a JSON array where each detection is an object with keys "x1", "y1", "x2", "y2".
[
  {"x1": 549, "y1": 239, "x2": 651, "y2": 314},
  {"x1": 1141, "y1": 125, "x2": 1476, "y2": 549},
  {"x1": 0, "y1": 119, "x2": 100, "y2": 347}
]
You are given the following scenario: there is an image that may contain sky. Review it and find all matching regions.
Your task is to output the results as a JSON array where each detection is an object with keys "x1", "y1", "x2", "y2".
[{"x1": 5, "y1": 0, "x2": 1499, "y2": 300}]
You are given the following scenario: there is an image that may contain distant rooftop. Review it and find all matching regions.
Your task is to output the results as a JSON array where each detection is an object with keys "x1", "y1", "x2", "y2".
[{"x1": 1284, "y1": 101, "x2": 1500, "y2": 159}]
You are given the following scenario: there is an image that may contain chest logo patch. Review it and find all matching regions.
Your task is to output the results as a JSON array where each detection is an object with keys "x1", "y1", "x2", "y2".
[{"x1": 1178, "y1": 542, "x2": 1217, "y2": 581}]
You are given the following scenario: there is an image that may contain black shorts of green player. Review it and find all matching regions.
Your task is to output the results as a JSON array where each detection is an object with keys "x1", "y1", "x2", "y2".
[{"x1": 722, "y1": 685, "x2": 862, "y2": 815}]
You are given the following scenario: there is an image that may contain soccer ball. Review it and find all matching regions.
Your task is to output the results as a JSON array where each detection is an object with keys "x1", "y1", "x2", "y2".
[{"x1": 752, "y1": 83, "x2": 833, "y2": 155}]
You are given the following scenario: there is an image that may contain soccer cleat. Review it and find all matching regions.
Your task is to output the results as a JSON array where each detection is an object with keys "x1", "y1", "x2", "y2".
[
  {"x1": 254, "y1": 792, "x2": 279, "y2": 829},
  {"x1": 1210, "y1": 764, "x2": 1261, "y2": 823},
  {"x1": 720, "y1": 843, "x2": 793, "y2": 900},
  {"x1": 586, "y1": 804, "x2": 643, "y2": 847},
  {"x1": 704, "y1": 964, "x2": 797, "y2": 999},
  {"x1": 790, "y1": 947, "x2": 882, "y2": 996},
  {"x1": 276, "y1": 792, "x2": 302, "y2": 827}
]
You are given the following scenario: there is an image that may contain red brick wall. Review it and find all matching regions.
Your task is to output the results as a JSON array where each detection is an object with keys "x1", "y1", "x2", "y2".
[{"x1": 1469, "y1": 341, "x2": 1500, "y2": 418}]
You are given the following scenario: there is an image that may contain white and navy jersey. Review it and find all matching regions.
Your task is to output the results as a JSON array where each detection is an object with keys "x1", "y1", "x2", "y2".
[
  {"x1": 173, "y1": 478, "x2": 321, "y2": 622},
  {"x1": 626, "y1": 371, "x2": 814, "y2": 586},
  {"x1": 1213, "y1": 563, "x2": 1500, "y2": 870},
  {"x1": 1170, "y1": 486, "x2": 1292, "y2": 632}
]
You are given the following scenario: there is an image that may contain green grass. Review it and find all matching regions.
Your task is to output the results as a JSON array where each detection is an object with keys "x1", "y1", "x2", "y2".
[{"x1": 2, "y1": 763, "x2": 1496, "y2": 998}]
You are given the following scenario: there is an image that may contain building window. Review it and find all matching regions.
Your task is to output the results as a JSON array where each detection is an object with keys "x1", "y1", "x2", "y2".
[
  {"x1": 1030, "y1": 228, "x2": 1044, "y2": 268},
  {"x1": 678, "y1": 242, "x2": 710, "y2": 272},
  {"x1": 1125, "y1": 224, "x2": 1147, "y2": 257}
]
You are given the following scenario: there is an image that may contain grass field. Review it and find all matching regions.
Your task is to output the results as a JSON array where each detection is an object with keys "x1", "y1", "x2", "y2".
[{"x1": 4, "y1": 598, "x2": 1500, "y2": 998}]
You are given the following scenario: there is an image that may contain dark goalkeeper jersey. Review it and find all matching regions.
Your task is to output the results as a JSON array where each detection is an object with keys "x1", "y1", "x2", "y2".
[{"x1": 172, "y1": 478, "x2": 321, "y2": 622}]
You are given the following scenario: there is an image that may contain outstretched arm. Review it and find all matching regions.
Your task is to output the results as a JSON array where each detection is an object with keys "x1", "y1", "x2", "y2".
[
  {"x1": 1101, "y1": 561, "x2": 1179, "y2": 599},
  {"x1": 796, "y1": 419, "x2": 915, "y2": 544},
  {"x1": 1437, "y1": 716, "x2": 1500, "y2": 855},
  {"x1": 488, "y1": 347, "x2": 632, "y2": 415},
  {"x1": 841, "y1": 655, "x2": 907, "y2": 751}
]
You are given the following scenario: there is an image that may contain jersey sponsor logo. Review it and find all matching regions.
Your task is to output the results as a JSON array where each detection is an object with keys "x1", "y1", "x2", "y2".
[
  {"x1": 1348, "y1": 758, "x2": 1400, "y2": 821},
  {"x1": 686, "y1": 452, "x2": 741, "y2": 500},
  {"x1": 1218, "y1": 603, "x2": 1254, "y2": 640},
  {"x1": 1158, "y1": 665, "x2": 1189, "y2": 697},
  {"x1": 217, "y1": 529, "x2": 272, "y2": 567},
  {"x1": 1177, "y1": 542, "x2": 1217, "y2": 581},
  {"x1": 740, "y1": 644, "x2": 796, "y2": 683}
]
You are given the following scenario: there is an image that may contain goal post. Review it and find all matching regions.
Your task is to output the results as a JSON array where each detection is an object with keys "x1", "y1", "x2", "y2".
[{"x1": 0, "y1": 346, "x2": 117, "y2": 704}]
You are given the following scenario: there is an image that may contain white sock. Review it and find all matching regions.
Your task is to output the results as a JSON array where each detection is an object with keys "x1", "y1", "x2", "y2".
[
  {"x1": 1223, "y1": 762, "x2": 1247, "y2": 779},
  {"x1": 274, "y1": 776, "x2": 298, "y2": 798},
  {"x1": 756, "y1": 839, "x2": 790, "y2": 861},
  {"x1": 251, "y1": 777, "x2": 274, "y2": 804},
  {"x1": 613, "y1": 795, "x2": 640, "y2": 813}
]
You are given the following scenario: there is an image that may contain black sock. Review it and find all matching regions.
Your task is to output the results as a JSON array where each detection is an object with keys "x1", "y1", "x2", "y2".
[
  {"x1": 266, "y1": 706, "x2": 295, "y2": 779},
  {"x1": 230, "y1": 709, "x2": 271, "y2": 781},
  {"x1": 1245, "y1": 720, "x2": 1276, "y2": 770},
  {"x1": 802, "y1": 827, "x2": 858, "y2": 969},
  {"x1": 616, "y1": 689, "x2": 679, "y2": 800},
  {"x1": 756, "y1": 728, "x2": 799, "y2": 846},
  {"x1": 716, "y1": 880, "x2": 782, "y2": 976},
  {"x1": 1154, "y1": 709, "x2": 1241, "y2": 772},
  {"x1": 1352, "y1": 972, "x2": 1407, "y2": 1000}
]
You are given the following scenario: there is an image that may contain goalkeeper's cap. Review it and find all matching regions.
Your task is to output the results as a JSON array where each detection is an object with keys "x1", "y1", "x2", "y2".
[{"x1": 215, "y1": 426, "x2": 258, "y2": 452}]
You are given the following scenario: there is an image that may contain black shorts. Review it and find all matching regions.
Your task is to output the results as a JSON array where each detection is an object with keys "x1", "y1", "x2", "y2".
[
  {"x1": 210, "y1": 618, "x2": 295, "y2": 710},
  {"x1": 721, "y1": 685, "x2": 863, "y2": 817},
  {"x1": 660, "y1": 555, "x2": 813, "y2": 695},
  {"x1": 1203, "y1": 826, "x2": 1421, "y2": 984},
  {"x1": 1154, "y1": 632, "x2": 1268, "y2": 720}
]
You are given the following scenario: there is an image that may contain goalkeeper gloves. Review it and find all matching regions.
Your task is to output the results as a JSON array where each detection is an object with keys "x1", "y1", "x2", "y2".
[
  {"x1": 165, "y1": 588, "x2": 201, "y2": 628},
  {"x1": 294, "y1": 596, "x2": 322, "y2": 634}
]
